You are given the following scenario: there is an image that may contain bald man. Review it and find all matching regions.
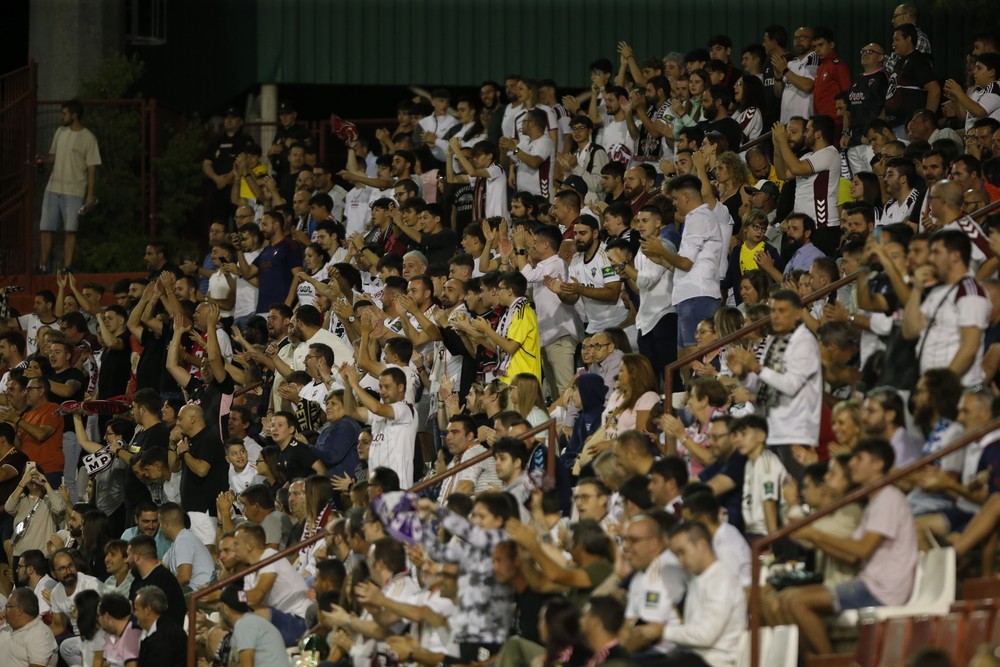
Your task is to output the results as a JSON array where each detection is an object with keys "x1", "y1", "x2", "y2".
[
  {"x1": 964, "y1": 188, "x2": 991, "y2": 217},
  {"x1": 624, "y1": 166, "x2": 652, "y2": 214},
  {"x1": 923, "y1": 181, "x2": 995, "y2": 277},
  {"x1": 171, "y1": 405, "x2": 229, "y2": 546}
]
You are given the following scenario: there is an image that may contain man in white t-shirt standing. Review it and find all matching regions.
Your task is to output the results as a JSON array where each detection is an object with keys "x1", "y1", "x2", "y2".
[
  {"x1": 418, "y1": 89, "x2": 459, "y2": 149},
  {"x1": 500, "y1": 110, "x2": 555, "y2": 202},
  {"x1": 228, "y1": 221, "x2": 263, "y2": 331},
  {"x1": 39, "y1": 100, "x2": 102, "y2": 274},
  {"x1": 651, "y1": 175, "x2": 723, "y2": 365},
  {"x1": 449, "y1": 137, "x2": 508, "y2": 219},
  {"x1": 772, "y1": 114, "x2": 842, "y2": 256},
  {"x1": 2, "y1": 290, "x2": 60, "y2": 358},
  {"x1": 339, "y1": 363, "x2": 417, "y2": 488},
  {"x1": 773, "y1": 26, "x2": 819, "y2": 123},
  {"x1": 903, "y1": 229, "x2": 991, "y2": 388},
  {"x1": 551, "y1": 215, "x2": 630, "y2": 348}
]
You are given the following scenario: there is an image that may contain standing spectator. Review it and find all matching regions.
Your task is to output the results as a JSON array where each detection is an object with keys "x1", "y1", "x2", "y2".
[
  {"x1": 173, "y1": 404, "x2": 230, "y2": 546},
  {"x1": 812, "y1": 27, "x2": 852, "y2": 134},
  {"x1": 844, "y1": 45, "x2": 889, "y2": 176},
  {"x1": 733, "y1": 75, "x2": 767, "y2": 144},
  {"x1": 448, "y1": 138, "x2": 507, "y2": 220},
  {"x1": 311, "y1": 391, "x2": 361, "y2": 481},
  {"x1": 558, "y1": 116, "x2": 609, "y2": 201},
  {"x1": 46, "y1": 339, "x2": 85, "y2": 501},
  {"x1": 628, "y1": 205, "x2": 677, "y2": 383},
  {"x1": 38, "y1": 100, "x2": 101, "y2": 274},
  {"x1": 762, "y1": 25, "x2": 792, "y2": 127},
  {"x1": 134, "y1": 586, "x2": 188, "y2": 667},
  {"x1": 501, "y1": 110, "x2": 556, "y2": 202},
  {"x1": 882, "y1": 158, "x2": 921, "y2": 226},
  {"x1": 472, "y1": 271, "x2": 542, "y2": 383},
  {"x1": 926, "y1": 181, "x2": 992, "y2": 273},
  {"x1": 944, "y1": 53, "x2": 1000, "y2": 133},
  {"x1": 267, "y1": 100, "x2": 316, "y2": 177},
  {"x1": 774, "y1": 27, "x2": 819, "y2": 123},
  {"x1": 664, "y1": 522, "x2": 747, "y2": 665},
  {"x1": 728, "y1": 290, "x2": 822, "y2": 475},
  {"x1": 701, "y1": 85, "x2": 743, "y2": 152},
  {"x1": 2, "y1": 291, "x2": 60, "y2": 358},
  {"x1": 884, "y1": 3, "x2": 932, "y2": 75},
  {"x1": 0, "y1": 587, "x2": 58, "y2": 667},
  {"x1": 339, "y1": 365, "x2": 417, "y2": 489},
  {"x1": 772, "y1": 115, "x2": 842, "y2": 254},
  {"x1": 783, "y1": 439, "x2": 917, "y2": 657},
  {"x1": 238, "y1": 211, "x2": 304, "y2": 317},
  {"x1": 904, "y1": 230, "x2": 991, "y2": 387},
  {"x1": 657, "y1": 175, "x2": 724, "y2": 361},
  {"x1": 6, "y1": 377, "x2": 63, "y2": 487},
  {"x1": 884, "y1": 24, "x2": 940, "y2": 136}
]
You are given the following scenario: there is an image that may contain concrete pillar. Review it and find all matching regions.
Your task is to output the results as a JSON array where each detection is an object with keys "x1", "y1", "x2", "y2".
[{"x1": 260, "y1": 84, "x2": 278, "y2": 171}]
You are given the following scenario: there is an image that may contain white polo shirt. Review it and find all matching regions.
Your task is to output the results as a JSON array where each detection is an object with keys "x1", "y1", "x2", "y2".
[
  {"x1": 625, "y1": 549, "x2": 687, "y2": 654},
  {"x1": 367, "y1": 401, "x2": 418, "y2": 488},
  {"x1": 672, "y1": 204, "x2": 724, "y2": 304}
]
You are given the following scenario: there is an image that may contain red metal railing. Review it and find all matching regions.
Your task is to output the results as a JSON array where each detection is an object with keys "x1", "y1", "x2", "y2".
[
  {"x1": 211, "y1": 118, "x2": 399, "y2": 166},
  {"x1": 185, "y1": 418, "x2": 559, "y2": 666},
  {"x1": 0, "y1": 61, "x2": 38, "y2": 277}
]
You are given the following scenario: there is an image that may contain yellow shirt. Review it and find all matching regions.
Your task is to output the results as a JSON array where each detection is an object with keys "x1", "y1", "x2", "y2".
[
  {"x1": 739, "y1": 241, "x2": 764, "y2": 274},
  {"x1": 767, "y1": 165, "x2": 784, "y2": 192},
  {"x1": 502, "y1": 300, "x2": 542, "y2": 382}
]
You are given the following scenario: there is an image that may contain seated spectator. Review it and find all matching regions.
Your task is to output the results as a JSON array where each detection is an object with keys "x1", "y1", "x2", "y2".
[
  {"x1": 731, "y1": 415, "x2": 788, "y2": 541},
  {"x1": 97, "y1": 592, "x2": 142, "y2": 667},
  {"x1": 220, "y1": 583, "x2": 291, "y2": 667},
  {"x1": 0, "y1": 587, "x2": 58, "y2": 667},
  {"x1": 698, "y1": 415, "x2": 748, "y2": 534},
  {"x1": 782, "y1": 438, "x2": 918, "y2": 657},
  {"x1": 664, "y1": 522, "x2": 747, "y2": 667},
  {"x1": 682, "y1": 488, "x2": 752, "y2": 588},
  {"x1": 50, "y1": 548, "x2": 103, "y2": 667},
  {"x1": 861, "y1": 387, "x2": 923, "y2": 468},
  {"x1": 126, "y1": 535, "x2": 187, "y2": 625},
  {"x1": 135, "y1": 586, "x2": 187, "y2": 667},
  {"x1": 581, "y1": 596, "x2": 630, "y2": 666},
  {"x1": 647, "y1": 456, "x2": 689, "y2": 515},
  {"x1": 158, "y1": 502, "x2": 214, "y2": 590}
]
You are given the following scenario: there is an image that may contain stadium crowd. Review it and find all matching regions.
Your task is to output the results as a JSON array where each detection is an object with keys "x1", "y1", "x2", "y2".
[{"x1": 8, "y1": 5, "x2": 1000, "y2": 666}]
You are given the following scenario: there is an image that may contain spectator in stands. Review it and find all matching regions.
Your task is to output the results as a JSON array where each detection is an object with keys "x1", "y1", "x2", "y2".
[
  {"x1": 728, "y1": 289, "x2": 823, "y2": 475},
  {"x1": 158, "y1": 502, "x2": 213, "y2": 590},
  {"x1": 862, "y1": 387, "x2": 923, "y2": 467},
  {"x1": 904, "y1": 230, "x2": 991, "y2": 387},
  {"x1": 664, "y1": 522, "x2": 747, "y2": 666},
  {"x1": 172, "y1": 404, "x2": 230, "y2": 545},
  {"x1": 5, "y1": 377, "x2": 64, "y2": 487},
  {"x1": 698, "y1": 415, "x2": 748, "y2": 534},
  {"x1": 219, "y1": 583, "x2": 290, "y2": 667},
  {"x1": 50, "y1": 548, "x2": 102, "y2": 666},
  {"x1": 0, "y1": 587, "x2": 58, "y2": 667},
  {"x1": 783, "y1": 438, "x2": 917, "y2": 657},
  {"x1": 774, "y1": 27, "x2": 818, "y2": 124},
  {"x1": 135, "y1": 586, "x2": 187, "y2": 667},
  {"x1": 682, "y1": 488, "x2": 752, "y2": 588}
]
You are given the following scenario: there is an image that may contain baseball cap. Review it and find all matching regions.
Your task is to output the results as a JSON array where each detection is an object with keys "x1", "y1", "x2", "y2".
[
  {"x1": 220, "y1": 584, "x2": 252, "y2": 614},
  {"x1": 224, "y1": 106, "x2": 243, "y2": 119},
  {"x1": 561, "y1": 175, "x2": 588, "y2": 197},
  {"x1": 748, "y1": 179, "x2": 780, "y2": 200},
  {"x1": 278, "y1": 100, "x2": 297, "y2": 114}
]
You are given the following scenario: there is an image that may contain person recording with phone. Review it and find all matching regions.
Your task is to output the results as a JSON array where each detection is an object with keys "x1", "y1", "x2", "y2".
[
  {"x1": 4, "y1": 460, "x2": 66, "y2": 565},
  {"x1": 72, "y1": 414, "x2": 133, "y2": 536}
]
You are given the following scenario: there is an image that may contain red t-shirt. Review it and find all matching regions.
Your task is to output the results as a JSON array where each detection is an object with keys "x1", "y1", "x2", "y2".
[
  {"x1": 19, "y1": 402, "x2": 65, "y2": 473},
  {"x1": 814, "y1": 52, "x2": 852, "y2": 124}
]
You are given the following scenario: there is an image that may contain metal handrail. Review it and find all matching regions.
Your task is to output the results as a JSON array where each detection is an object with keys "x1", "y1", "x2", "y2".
[
  {"x1": 747, "y1": 417, "x2": 1000, "y2": 667},
  {"x1": 663, "y1": 271, "x2": 860, "y2": 409},
  {"x1": 185, "y1": 417, "x2": 558, "y2": 666},
  {"x1": 741, "y1": 131, "x2": 773, "y2": 152}
]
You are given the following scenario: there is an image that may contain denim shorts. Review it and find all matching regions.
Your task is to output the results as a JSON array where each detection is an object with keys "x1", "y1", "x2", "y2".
[
  {"x1": 676, "y1": 296, "x2": 721, "y2": 347},
  {"x1": 829, "y1": 578, "x2": 882, "y2": 612},
  {"x1": 941, "y1": 506, "x2": 974, "y2": 533},
  {"x1": 40, "y1": 190, "x2": 84, "y2": 233},
  {"x1": 269, "y1": 606, "x2": 307, "y2": 646}
]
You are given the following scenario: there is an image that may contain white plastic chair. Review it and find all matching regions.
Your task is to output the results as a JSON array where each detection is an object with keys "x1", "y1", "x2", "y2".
[
  {"x1": 736, "y1": 627, "x2": 772, "y2": 667},
  {"x1": 764, "y1": 625, "x2": 799, "y2": 667},
  {"x1": 834, "y1": 551, "x2": 929, "y2": 628},
  {"x1": 861, "y1": 547, "x2": 954, "y2": 622}
]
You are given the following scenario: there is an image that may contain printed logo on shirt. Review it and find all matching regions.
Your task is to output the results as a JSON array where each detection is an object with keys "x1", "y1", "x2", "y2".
[
  {"x1": 764, "y1": 481, "x2": 775, "y2": 495},
  {"x1": 645, "y1": 591, "x2": 660, "y2": 607},
  {"x1": 601, "y1": 266, "x2": 616, "y2": 279}
]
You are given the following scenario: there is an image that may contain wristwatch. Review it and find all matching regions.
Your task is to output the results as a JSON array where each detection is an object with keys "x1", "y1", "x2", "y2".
[
  {"x1": 848, "y1": 315, "x2": 856, "y2": 324},
  {"x1": 347, "y1": 316, "x2": 356, "y2": 323},
  {"x1": 514, "y1": 249, "x2": 528, "y2": 256}
]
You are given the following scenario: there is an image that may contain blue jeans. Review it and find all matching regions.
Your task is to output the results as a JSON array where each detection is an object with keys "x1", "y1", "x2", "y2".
[
  {"x1": 62, "y1": 431, "x2": 80, "y2": 503},
  {"x1": 677, "y1": 297, "x2": 722, "y2": 347},
  {"x1": 40, "y1": 190, "x2": 84, "y2": 233},
  {"x1": 830, "y1": 578, "x2": 882, "y2": 612}
]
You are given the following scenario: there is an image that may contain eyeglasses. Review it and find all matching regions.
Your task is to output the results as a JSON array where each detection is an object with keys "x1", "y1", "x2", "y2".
[
  {"x1": 860, "y1": 49, "x2": 883, "y2": 56},
  {"x1": 748, "y1": 224, "x2": 768, "y2": 231},
  {"x1": 570, "y1": 126, "x2": 589, "y2": 132}
]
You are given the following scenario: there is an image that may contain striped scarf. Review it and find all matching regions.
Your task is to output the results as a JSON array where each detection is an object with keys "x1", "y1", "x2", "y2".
[{"x1": 756, "y1": 324, "x2": 799, "y2": 416}]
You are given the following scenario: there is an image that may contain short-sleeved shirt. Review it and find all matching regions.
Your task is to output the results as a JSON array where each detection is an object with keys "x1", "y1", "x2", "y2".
[
  {"x1": 471, "y1": 164, "x2": 508, "y2": 219},
  {"x1": 625, "y1": 550, "x2": 686, "y2": 654},
  {"x1": 231, "y1": 612, "x2": 291, "y2": 667},
  {"x1": 856, "y1": 485, "x2": 918, "y2": 605},
  {"x1": 261, "y1": 510, "x2": 294, "y2": 548},
  {"x1": 742, "y1": 449, "x2": 788, "y2": 536},
  {"x1": 17, "y1": 314, "x2": 60, "y2": 358},
  {"x1": 47, "y1": 126, "x2": 102, "y2": 198},
  {"x1": 884, "y1": 50, "x2": 936, "y2": 127},
  {"x1": 51, "y1": 573, "x2": 104, "y2": 633},
  {"x1": 179, "y1": 428, "x2": 229, "y2": 515},
  {"x1": 516, "y1": 136, "x2": 556, "y2": 201},
  {"x1": 276, "y1": 441, "x2": 318, "y2": 481},
  {"x1": 252, "y1": 238, "x2": 304, "y2": 314},
  {"x1": 814, "y1": 52, "x2": 852, "y2": 120},
  {"x1": 847, "y1": 70, "x2": 889, "y2": 142},
  {"x1": 244, "y1": 547, "x2": 312, "y2": 617},
  {"x1": 367, "y1": 402, "x2": 418, "y2": 489},
  {"x1": 780, "y1": 52, "x2": 820, "y2": 123},
  {"x1": 19, "y1": 401, "x2": 65, "y2": 472},
  {"x1": 796, "y1": 146, "x2": 841, "y2": 228},
  {"x1": 419, "y1": 228, "x2": 459, "y2": 264},
  {"x1": 497, "y1": 297, "x2": 542, "y2": 382},
  {"x1": 917, "y1": 276, "x2": 991, "y2": 387},
  {"x1": 123, "y1": 422, "x2": 169, "y2": 510},
  {"x1": 102, "y1": 619, "x2": 142, "y2": 667},
  {"x1": 437, "y1": 443, "x2": 502, "y2": 501},
  {"x1": 205, "y1": 130, "x2": 256, "y2": 176},
  {"x1": 966, "y1": 83, "x2": 1000, "y2": 132},
  {"x1": 0, "y1": 617, "x2": 58, "y2": 667},
  {"x1": 184, "y1": 374, "x2": 235, "y2": 441},
  {"x1": 49, "y1": 367, "x2": 86, "y2": 430},
  {"x1": 163, "y1": 528, "x2": 215, "y2": 589},
  {"x1": 0, "y1": 448, "x2": 29, "y2": 508},
  {"x1": 568, "y1": 247, "x2": 629, "y2": 333}
]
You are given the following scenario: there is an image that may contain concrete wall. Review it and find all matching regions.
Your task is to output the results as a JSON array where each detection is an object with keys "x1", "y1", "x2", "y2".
[{"x1": 29, "y1": 0, "x2": 125, "y2": 101}]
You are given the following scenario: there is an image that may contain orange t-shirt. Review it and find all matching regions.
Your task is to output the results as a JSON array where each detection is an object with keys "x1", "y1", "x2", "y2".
[{"x1": 19, "y1": 402, "x2": 65, "y2": 473}]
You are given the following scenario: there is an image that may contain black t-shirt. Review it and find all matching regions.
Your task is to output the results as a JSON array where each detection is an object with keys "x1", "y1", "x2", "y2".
[
  {"x1": 420, "y1": 228, "x2": 459, "y2": 264},
  {"x1": 847, "y1": 70, "x2": 889, "y2": 143},
  {"x1": 185, "y1": 373, "x2": 236, "y2": 441},
  {"x1": 136, "y1": 327, "x2": 171, "y2": 393},
  {"x1": 124, "y1": 421, "x2": 170, "y2": 509},
  {"x1": 276, "y1": 441, "x2": 318, "y2": 480},
  {"x1": 701, "y1": 117, "x2": 743, "y2": 153},
  {"x1": 453, "y1": 184, "x2": 473, "y2": 236},
  {"x1": 97, "y1": 332, "x2": 132, "y2": 399},
  {"x1": 270, "y1": 125, "x2": 317, "y2": 177},
  {"x1": 179, "y1": 428, "x2": 229, "y2": 515},
  {"x1": 0, "y1": 448, "x2": 29, "y2": 508},
  {"x1": 206, "y1": 129, "x2": 257, "y2": 176},
  {"x1": 761, "y1": 52, "x2": 792, "y2": 128},
  {"x1": 512, "y1": 587, "x2": 555, "y2": 644},
  {"x1": 698, "y1": 451, "x2": 747, "y2": 533},
  {"x1": 884, "y1": 51, "x2": 935, "y2": 126},
  {"x1": 49, "y1": 367, "x2": 86, "y2": 430},
  {"x1": 129, "y1": 563, "x2": 187, "y2": 625}
]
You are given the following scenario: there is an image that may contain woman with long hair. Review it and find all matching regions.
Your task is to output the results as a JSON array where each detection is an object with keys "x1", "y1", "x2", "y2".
[
  {"x1": 733, "y1": 74, "x2": 766, "y2": 144},
  {"x1": 699, "y1": 131, "x2": 730, "y2": 171},
  {"x1": 73, "y1": 414, "x2": 133, "y2": 535},
  {"x1": 849, "y1": 172, "x2": 884, "y2": 220},
  {"x1": 297, "y1": 475, "x2": 335, "y2": 576},
  {"x1": 161, "y1": 396, "x2": 184, "y2": 430},
  {"x1": 479, "y1": 380, "x2": 510, "y2": 444},
  {"x1": 4, "y1": 462, "x2": 66, "y2": 562},
  {"x1": 830, "y1": 400, "x2": 863, "y2": 454},
  {"x1": 714, "y1": 151, "x2": 752, "y2": 223},
  {"x1": 74, "y1": 588, "x2": 105, "y2": 667},
  {"x1": 692, "y1": 318, "x2": 722, "y2": 376},
  {"x1": 675, "y1": 69, "x2": 709, "y2": 127},
  {"x1": 24, "y1": 355, "x2": 54, "y2": 380},
  {"x1": 286, "y1": 243, "x2": 331, "y2": 308},
  {"x1": 661, "y1": 377, "x2": 729, "y2": 475},
  {"x1": 601, "y1": 354, "x2": 659, "y2": 439},
  {"x1": 80, "y1": 509, "x2": 114, "y2": 579},
  {"x1": 535, "y1": 597, "x2": 592, "y2": 667},
  {"x1": 510, "y1": 373, "x2": 549, "y2": 427}
]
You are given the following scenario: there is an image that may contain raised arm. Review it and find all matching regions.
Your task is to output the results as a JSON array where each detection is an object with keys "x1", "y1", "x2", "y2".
[{"x1": 165, "y1": 316, "x2": 195, "y2": 389}]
